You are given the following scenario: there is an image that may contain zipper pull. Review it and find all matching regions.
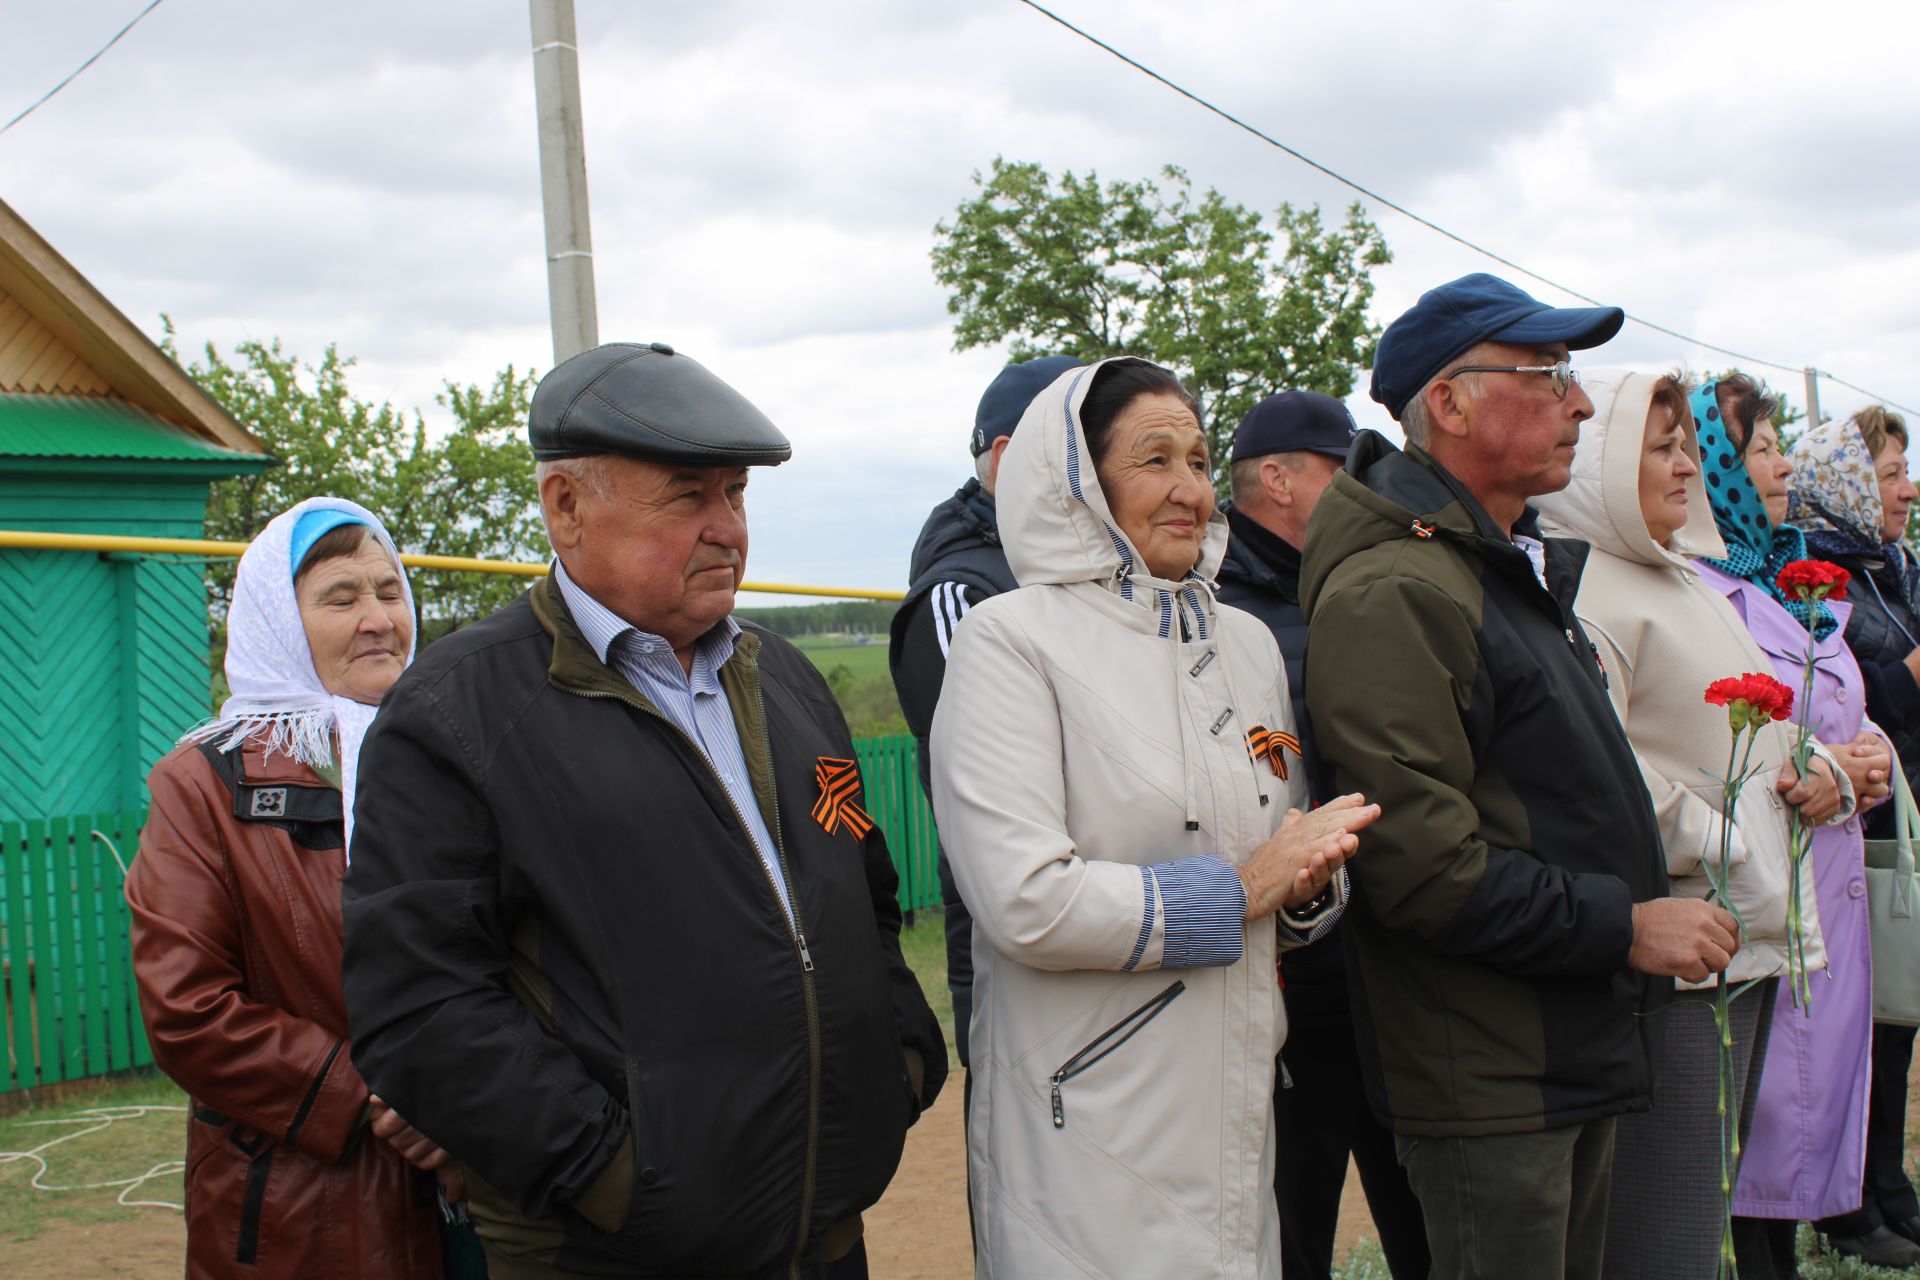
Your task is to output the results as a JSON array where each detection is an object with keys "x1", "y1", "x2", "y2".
[
  {"x1": 797, "y1": 933, "x2": 816, "y2": 972},
  {"x1": 1279, "y1": 1058, "x2": 1294, "y2": 1090},
  {"x1": 1049, "y1": 1076, "x2": 1065, "y2": 1128}
]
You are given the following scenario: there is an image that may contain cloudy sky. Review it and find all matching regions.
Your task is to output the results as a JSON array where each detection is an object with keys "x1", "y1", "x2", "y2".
[{"x1": 7, "y1": 0, "x2": 1918, "y2": 601}]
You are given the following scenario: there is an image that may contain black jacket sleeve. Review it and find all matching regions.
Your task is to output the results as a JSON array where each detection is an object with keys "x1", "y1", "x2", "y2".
[
  {"x1": 891, "y1": 588, "x2": 977, "y2": 1065},
  {"x1": 341, "y1": 678, "x2": 631, "y2": 1224}
]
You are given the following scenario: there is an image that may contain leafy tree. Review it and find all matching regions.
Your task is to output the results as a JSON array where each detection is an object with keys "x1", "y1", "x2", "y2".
[
  {"x1": 931, "y1": 159, "x2": 1391, "y2": 484},
  {"x1": 166, "y1": 323, "x2": 546, "y2": 672}
]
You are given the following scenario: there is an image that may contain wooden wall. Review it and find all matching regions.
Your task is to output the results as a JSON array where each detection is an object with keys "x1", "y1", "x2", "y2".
[{"x1": 0, "y1": 286, "x2": 113, "y2": 396}]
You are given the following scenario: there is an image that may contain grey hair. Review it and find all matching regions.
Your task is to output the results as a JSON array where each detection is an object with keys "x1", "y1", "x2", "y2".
[
  {"x1": 1228, "y1": 452, "x2": 1309, "y2": 505},
  {"x1": 975, "y1": 447, "x2": 995, "y2": 487},
  {"x1": 535, "y1": 455, "x2": 613, "y2": 499},
  {"x1": 1397, "y1": 365, "x2": 1486, "y2": 447}
]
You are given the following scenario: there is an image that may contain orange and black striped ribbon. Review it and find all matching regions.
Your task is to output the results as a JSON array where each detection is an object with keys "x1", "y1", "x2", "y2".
[
  {"x1": 812, "y1": 756, "x2": 875, "y2": 839},
  {"x1": 1244, "y1": 725, "x2": 1303, "y2": 780}
]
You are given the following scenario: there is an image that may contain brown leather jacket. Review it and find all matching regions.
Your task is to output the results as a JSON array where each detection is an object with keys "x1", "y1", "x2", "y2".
[{"x1": 127, "y1": 736, "x2": 444, "y2": 1279}]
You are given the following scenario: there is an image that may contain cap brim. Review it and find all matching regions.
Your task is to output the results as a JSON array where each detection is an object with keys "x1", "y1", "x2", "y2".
[{"x1": 1489, "y1": 304, "x2": 1625, "y2": 352}]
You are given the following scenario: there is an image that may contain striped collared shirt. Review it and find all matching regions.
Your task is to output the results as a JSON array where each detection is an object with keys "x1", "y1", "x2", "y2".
[{"x1": 554, "y1": 560, "x2": 793, "y2": 920}]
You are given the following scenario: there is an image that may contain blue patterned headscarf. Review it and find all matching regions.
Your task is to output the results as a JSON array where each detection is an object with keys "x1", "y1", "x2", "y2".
[{"x1": 1696, "y1": 382, "x2": 1838, "y2": 639}]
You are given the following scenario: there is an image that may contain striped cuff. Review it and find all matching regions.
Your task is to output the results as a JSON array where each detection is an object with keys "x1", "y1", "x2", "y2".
[
  {"x1": 1150, "y1": 855, "x2": 1246, "y2": 969},
  {"x1": 1279, "y1": 866, "x2": 1350, "y2": 946}
]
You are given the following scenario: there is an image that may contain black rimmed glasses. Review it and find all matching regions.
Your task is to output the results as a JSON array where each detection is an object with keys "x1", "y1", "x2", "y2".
[{"x1": 1447, "y1": 359, "x2": 1581, "y2": 399}]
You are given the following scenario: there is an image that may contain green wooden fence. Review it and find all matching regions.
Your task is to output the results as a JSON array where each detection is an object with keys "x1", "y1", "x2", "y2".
[
  {"x1": 0, "y1": 737, "x2": 939, "y2": 1096},
  {"x1": 0, "y1": 809, "x2": 152, "y2": 1093}
]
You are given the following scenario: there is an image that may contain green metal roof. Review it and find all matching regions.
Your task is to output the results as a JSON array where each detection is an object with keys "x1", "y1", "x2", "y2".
[{"x1": 0, "y1": 393, "x2": 268, "y2": 464}]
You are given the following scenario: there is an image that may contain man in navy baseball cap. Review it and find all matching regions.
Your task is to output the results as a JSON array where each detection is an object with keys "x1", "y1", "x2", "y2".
[{"x1": 1301, "y1": 279, "x2": 1727, "y2": 1280}]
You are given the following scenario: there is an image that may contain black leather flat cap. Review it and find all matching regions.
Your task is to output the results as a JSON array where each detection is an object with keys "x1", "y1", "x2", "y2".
[{"x1": 528, "y1": 341, "x2": 792, "y2": 466}]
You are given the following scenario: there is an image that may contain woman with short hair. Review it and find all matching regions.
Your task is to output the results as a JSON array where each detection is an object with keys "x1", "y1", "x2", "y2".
[
  {"x1": 931, "y1": 356, "x2": 1380, "y2": 1277},
  {"x1": 128, "y1": 498, "x2": 457, "y2": 1279}
]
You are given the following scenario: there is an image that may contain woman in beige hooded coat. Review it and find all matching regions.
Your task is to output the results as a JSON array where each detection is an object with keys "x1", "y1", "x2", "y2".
[
  {"x1": 931, "y1": 357, "x2": 1378, "y2": 1279},
  {"x1": 1534, "y1": 368, "x2": 1845, "y2": 1278}
]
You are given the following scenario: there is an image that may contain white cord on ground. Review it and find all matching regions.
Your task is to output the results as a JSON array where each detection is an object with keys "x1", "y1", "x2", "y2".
[{"x1": 0, "y1": 1104, "x2": 187, "y2": 1211}]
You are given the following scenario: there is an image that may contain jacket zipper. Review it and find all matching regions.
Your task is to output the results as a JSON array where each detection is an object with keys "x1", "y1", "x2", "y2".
[
  {"x1": 555, "y1": 675, "x2": 821, "y2": 1277},
  {"x1": 1049, "y1": 980, "x2": 1185, "y2": 1128}
]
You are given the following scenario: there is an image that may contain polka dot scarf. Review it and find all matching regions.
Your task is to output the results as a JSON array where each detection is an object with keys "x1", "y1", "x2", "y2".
[{"x1": 1695, "y1": 382, "x2": 1838, "y2": 639}]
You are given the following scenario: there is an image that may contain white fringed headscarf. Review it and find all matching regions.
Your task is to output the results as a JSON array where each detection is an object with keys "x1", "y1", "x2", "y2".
[{"x1": 180, "y1": 496, "x2": 415, "y2": 857}]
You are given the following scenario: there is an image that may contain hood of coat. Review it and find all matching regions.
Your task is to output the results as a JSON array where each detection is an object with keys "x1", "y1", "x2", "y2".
[
  {"x1": 995, "y1": 357, "x2": 1228, "y2": 626},
  {"x1": 1534, "y1": 368, "x2": 1724, "y2": 570},
  {"x1": 907, "y1": 478, "x2": 1001, "y2": 582}
]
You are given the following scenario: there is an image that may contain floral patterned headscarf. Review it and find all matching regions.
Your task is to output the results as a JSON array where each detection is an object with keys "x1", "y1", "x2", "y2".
[
  {"x1": 1789, "y1": 414, "x2": 1920, "y2": 602},
  {"x1": 1695, "y1": 382, "x2": 1838, "y2": 639}
]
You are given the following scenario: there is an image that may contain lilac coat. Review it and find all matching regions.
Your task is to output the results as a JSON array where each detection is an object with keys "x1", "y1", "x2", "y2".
[{"x1": 1700, "y1": 563, "x2": 1875, "y2": 1221}]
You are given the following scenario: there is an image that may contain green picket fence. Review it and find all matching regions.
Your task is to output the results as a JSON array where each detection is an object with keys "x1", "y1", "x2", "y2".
[
  {"x1": 0, "y1": 809, "x2": 152, "y2": 1094},
  {"x1": 0, "y1": 737, "x2": 939, "y2": 1096},
  {"x1": 853, "y1": 733, "x2": 942, "y2": 915}
]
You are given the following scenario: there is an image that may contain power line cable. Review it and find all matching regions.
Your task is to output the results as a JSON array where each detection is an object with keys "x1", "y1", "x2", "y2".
[
  {"x1": 0, "y1": 0, "x2": 169, "y2": 139},
  {"x1": 1014, "y1": 0, "x2": 1918, "y2": 417}
]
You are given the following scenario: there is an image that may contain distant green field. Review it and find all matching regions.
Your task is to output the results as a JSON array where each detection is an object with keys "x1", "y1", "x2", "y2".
[{"x1": 791, "y1": 635, "x2": 891, "y2": 682}]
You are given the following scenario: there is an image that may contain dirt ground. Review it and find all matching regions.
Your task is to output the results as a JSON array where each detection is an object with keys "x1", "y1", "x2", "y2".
[{"x1": 0, "y1": 1069, "x2": 1381, "y2": 1279}]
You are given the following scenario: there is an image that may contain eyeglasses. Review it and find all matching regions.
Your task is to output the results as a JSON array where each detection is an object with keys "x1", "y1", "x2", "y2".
[{"x1": 1446, "y1": 360, "x2": 1581, "y2": 399}]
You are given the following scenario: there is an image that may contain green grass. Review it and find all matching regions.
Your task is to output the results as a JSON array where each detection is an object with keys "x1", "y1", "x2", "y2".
[
  {"x1": 790, "y1": 633, "x2": 892, "y2": 684},
  {"x1": 0, "y1": 1071, "x2": 188, "y2": 1243},
  {"x1": 900, "y1": 907, "x2": 954, "y2": 1049}
]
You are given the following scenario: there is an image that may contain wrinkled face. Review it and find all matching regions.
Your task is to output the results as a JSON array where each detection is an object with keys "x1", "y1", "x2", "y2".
[
  {"x1": 1093, "y1": 391, "x2": 1215, "y2": 579},
  {"x1": 1638, "y1": 402, "x2": 1698, "y2": 548},
  {"x1": 1875, "y1": 440, "x2": 1917, "y2": 544},
  {"x1": 296, "y1": 541, "x2": 413, "y2": 705},
  {"x1": 1740, "y1": 418, "x2": 1792, "y2": 526},
  {"x1": 553, "y1": 456, "x2": 750, "y2": 651},
  {"x1": 1449, "y1": 341, "x2": 1593, "y2": 497}
]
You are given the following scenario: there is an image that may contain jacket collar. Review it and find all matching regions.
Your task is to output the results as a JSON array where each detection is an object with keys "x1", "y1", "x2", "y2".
[
  {"x1": 530, "y1": 571, "x2": 761, "y2": 704},
  {"x1": 1219, "y1": 502, "x2": 1301, "y2": 603}
]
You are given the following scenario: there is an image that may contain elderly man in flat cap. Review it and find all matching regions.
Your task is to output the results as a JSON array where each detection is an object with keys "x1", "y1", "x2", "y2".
[
  {"x1": 1299, "y1": 276, "x2": 1739, "y2": 1280},
  {"x1": 342, "y1": 342, "x2": 947, "y2": 1280}
]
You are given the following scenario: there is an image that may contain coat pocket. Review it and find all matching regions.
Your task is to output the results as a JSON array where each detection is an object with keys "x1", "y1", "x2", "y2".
[{"x1": 1047, "y1": 980, "x2": 1185, "y2": 1129}]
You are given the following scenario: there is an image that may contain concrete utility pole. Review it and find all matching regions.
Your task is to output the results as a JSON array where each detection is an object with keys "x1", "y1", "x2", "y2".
[
  {"x1": 1804, "y1": 366, "x2": 1824, "y2": 429},
  {"x1": 530, "y1": 0, "x2": 599, "y2": 363}
]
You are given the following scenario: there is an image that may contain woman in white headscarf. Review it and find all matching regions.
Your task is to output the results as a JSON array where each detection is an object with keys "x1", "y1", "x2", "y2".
[{"x1": 126, "y1": 498, "x2": 455, "y2": 1280}]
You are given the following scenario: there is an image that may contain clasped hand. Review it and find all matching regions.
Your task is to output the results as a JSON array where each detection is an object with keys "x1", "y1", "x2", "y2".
[{"x1": 1237, "y1": 793, "x2": 1380, "y2": 922}]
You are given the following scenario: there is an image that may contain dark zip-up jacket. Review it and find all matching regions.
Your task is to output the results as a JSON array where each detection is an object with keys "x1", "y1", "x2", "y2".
[
  {"x1": 1300, "y1": 431, "x2": 1668, "y2": 1137},
  {"x1": 342, "y1": 574, "x2": 946, "y2": 1278},
  {"x1": 887, "y1": 477, "x2": 1018, "y2": 1067},
  {"x1": 1823, "y1": 547, "x2": 1920, "y2": 840},
  {"x1": 1215, "y1": 503, "x2": 1352, "y2": 1026}
]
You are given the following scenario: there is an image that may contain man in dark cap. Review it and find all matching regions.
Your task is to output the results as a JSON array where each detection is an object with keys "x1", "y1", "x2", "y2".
[
  {"x1": 1297, "y1": 276, "x2": 1740, "y2": 1279},
  {"x1": 342, "y1": 342, "x2": 947, "y2": 1280},
  {"x1": 887, "y1": 353, "x2": 1082, "y2": 1083},
  {"x1": 1215, "y1": 391, "x2": 1430, "y2": 1280}
]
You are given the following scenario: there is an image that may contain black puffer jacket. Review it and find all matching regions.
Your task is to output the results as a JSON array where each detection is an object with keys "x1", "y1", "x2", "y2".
[
  {"x1": 343, "y1": 575, "x2": 946, "y2": 1278},
  {"x1": 1214, "y1": 503, "x2": 1351, "y2": 1026},
  {"x1": 1828, "y1": 547, "x2": 1920, "y2": 839}
]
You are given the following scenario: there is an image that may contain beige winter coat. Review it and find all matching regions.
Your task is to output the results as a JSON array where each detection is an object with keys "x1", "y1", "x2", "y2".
[
  {"x1": 1535, "y1": 368, "x2": 1832, "y2": 987},
  {"x1": 930, "y1": 359, "x2": 1339, "y2": 1279}
]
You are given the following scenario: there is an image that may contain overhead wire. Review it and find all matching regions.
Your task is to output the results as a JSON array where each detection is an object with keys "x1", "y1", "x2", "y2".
[
  {"x1": 1013, "y1": 0, "x2": 1918, "y2": 418},
  {"x1": 0, "y1": 0, "x2": 169, "y2": 139}
]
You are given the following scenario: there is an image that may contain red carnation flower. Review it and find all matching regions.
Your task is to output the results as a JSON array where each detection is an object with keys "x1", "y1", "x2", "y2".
[
  {"x1": 1705, "y1": 672, "x2": 1795, "y2": 732},
  {"x1": 1776, "y1": 559, "x2": 1851, "y2": 602}
]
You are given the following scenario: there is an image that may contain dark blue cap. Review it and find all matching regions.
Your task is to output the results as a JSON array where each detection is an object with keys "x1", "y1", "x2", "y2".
[
  {"x1": 1231, "y1": 391, "x2": 1357, "y2": 465},
  {"x1": 1369, "y1": 273, "x2": 1624, "y2": 419},
  {"x1": 971, "y1": 355, "x2": 1086, "y2": 455}
]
